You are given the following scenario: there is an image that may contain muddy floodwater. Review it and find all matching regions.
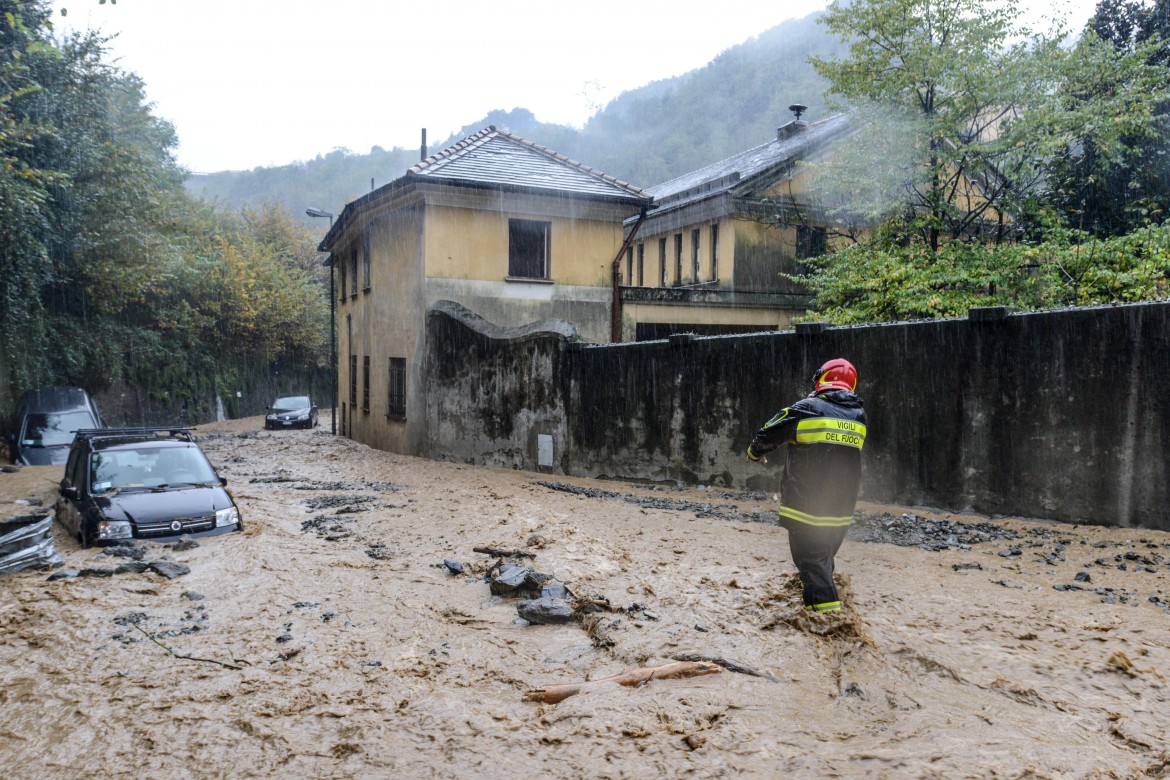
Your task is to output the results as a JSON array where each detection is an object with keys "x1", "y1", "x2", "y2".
[{"x1": 2, "y1": 417, "x2": 1169, "y2": 778}]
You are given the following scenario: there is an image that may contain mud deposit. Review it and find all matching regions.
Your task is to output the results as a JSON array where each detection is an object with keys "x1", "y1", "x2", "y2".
[{"x1": 2, "y1": 416, "x2": 1168, "y2": 778}]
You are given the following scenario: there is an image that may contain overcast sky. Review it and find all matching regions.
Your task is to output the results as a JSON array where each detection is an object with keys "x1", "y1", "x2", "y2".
[{"x1": 52, "y1": 0, "x2": 1105, "y2": 173}]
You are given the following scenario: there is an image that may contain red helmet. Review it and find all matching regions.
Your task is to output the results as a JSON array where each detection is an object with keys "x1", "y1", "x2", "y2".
[{"x1": 811, "y1": 358, "x2": 858, "y2": 393}]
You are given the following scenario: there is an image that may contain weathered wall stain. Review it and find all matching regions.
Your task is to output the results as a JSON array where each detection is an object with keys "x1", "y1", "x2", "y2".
[{"x1": 426, "y1": 301, "x2": 1170, "y2": 530}]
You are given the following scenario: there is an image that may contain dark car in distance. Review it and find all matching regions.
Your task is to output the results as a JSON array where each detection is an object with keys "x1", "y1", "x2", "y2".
[
  {"x1": 8, "y1": 387, "x2": 104, "y2": 466},
  {"x1": 264, "y1": 395, "x2": 318, "y2": 430},
  {"x1": 55, "y1": 427, "x2": 242, "y2": 547}
]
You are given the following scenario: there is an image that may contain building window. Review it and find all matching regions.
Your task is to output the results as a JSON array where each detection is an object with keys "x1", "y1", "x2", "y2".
[
  {"x1": 349, "y1": 245, "x2": 358, "y2": 297},
  {"x1": 361, "y1": 234, "x2": 371, "y2": 291},
  {"x1": 691, "y1": 229, "x2": 701, "y2": 282},
  {"x1": 796, "y1": 225, "x2": 827, "y2": 259},
  {"x1": 637, "y1": 243, "x2": 645, "y2": 286},
  {"x1": 508, "y1": 219, "x2": 550, "y2": 279},
  {"x1": 388, "y1": 358, "x2": 406, "y2": 420},
  {"x1": 673, "y1": 233, "x2": 683, "y2": 285},
  {"x1": 362, "y1": 356, "x2": 370, "y2": 412},
  {"x1": 658, "y1": 238, "x2": 667, "y2": 287},
  {"x1": 626, "y1": 246, "x2": 634, "y2": 285},
  {"x1": 340, "y1": 404, "x2": 347, "y2": 437},
  {"x1": 349, "y1": 355, "x2": 357, "y2": 407},
  {"x1": 709, "y1": 222, "x2": 719, "y2": 281},
  {"x1": 338, "y1": 258, "x2": 347, "y2": 303}
]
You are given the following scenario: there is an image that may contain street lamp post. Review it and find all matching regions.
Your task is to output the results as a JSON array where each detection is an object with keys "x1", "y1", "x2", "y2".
[{"x1": 306, "y1": 207, "x2": 337, "y2": 435}]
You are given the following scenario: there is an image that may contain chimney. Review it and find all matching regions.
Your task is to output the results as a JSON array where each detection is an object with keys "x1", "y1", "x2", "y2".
[
  {"x1": 420, "y1": 128, "x2": 427, "y2": 161},
  {"x1": 777, "y1": 104, "x2": 809, "y2": 140}
]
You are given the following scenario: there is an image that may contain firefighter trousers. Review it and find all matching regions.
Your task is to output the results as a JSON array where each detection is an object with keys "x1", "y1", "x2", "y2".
[{"x1": 783, "y1": 520, "x2": 849, "y2": 612}]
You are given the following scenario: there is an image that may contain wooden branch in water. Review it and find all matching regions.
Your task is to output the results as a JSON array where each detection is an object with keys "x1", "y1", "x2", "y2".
[
  {"x1": 132, "y1": 623, "x2": 243, "y2": 670},
  {"x1": 473, "y1": 546, "x2": 535, "y2": 559},
  {"x1": 522, "y1": 660, "x2": 722, "y2": 704},
  {"x1": 671, "y1": 652, "x2": 781, "y2": 683}
]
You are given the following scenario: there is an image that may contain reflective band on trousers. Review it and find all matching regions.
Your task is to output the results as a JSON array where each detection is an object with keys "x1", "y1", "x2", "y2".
[
  {"x1": 793, "y1": 417, "x2": 866, "y2": 449},
  {"x1": 806, "y1": 601, "x2": 841, "y2": 613},
  {"x1": 779, "y1": 505, "x2": 853, "y2": 527}
]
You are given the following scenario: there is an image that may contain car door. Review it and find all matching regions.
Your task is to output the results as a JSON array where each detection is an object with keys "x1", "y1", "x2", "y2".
[{"x1": 56, "y1": 446, "x2": 85, "y2": 537}]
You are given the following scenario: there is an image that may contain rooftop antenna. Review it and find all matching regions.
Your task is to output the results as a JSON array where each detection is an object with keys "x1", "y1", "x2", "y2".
[{"x1": 788, "y1": 104, "x2": 808, "y2": 121}]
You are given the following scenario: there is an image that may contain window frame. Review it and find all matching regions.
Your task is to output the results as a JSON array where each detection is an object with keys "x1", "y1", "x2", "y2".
[
  {"x1": 673, "y1": 233, "x2": 683, "y2": 285},
  {"x1": 349, "y1": 355, "x2": 357, "y2": 407},
  {"x1": 709, "y1": 222, "x2": 719, "y2": 281},
  {"x1": 658, "y1": 238, "x2": 667, "y2": 287},
  {"x1": 796, "y1": 224, "x2": 827, "y2": 259},
  {"x1": 349, "y1": 245, "x2": 358, "y2": 298},
  {"x1": 636, "y1": 243, "x2": 645, "y2": 286},
  {"x1": 507, "y1": 219, "x2": 551, "y2": 280},
  {"x1": 361, "y1": 356, "x2": 370, "y2": 413},
  {"x1": 691, "y1": 228, "x2": 701, "y2": 282},
  {"x1": 361, "y1": 233, "x2": 371, "y2": 292},
  {"x1": 387, "y1": 357, "x2": 407, "y2": 420}
]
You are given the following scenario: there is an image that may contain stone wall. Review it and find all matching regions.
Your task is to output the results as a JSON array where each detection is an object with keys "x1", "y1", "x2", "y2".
[{"x1": 425, "y1": 301, "x2": 1170, "y2": 530}]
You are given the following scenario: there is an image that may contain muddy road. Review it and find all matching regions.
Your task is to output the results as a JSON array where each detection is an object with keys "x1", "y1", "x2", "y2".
[{"x1": 2, "y1": 417, "x2": 1168, "y2": 778}]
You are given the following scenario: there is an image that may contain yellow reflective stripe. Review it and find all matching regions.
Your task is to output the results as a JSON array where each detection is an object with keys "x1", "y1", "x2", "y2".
[
  {"x1": 811, "y1": 601, "x2": 841, "y2": 613},
  {"x1": 779, "y1": 505, "x2": 853, "y2": 527},
  {"x1": 762, "y1": 408, "x2": 792, "y2": 429},
  {"x1": 794, "y1": 418, "x2": 866, "y2": 449}
]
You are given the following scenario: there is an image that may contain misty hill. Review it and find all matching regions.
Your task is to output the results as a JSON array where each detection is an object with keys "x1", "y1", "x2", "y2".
[{"x1": 185, "y1": 12, "x2": 842, "y2": 222}]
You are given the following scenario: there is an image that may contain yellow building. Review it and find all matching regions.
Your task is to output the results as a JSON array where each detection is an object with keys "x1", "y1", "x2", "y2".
[
  {"x1": 318, "y1": 127, "x2": 651, "y2": 453},
  {"x1": 617, "y1": 112, "x2": 853, "y2": 341}
]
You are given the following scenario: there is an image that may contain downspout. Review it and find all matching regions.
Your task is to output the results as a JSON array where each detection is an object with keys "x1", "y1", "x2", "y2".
[{"x1": 611, "y1": 206, "x2": 648, "y2": 343}]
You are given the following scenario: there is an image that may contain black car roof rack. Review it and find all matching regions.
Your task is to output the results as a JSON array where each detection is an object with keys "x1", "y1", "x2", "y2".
[{"x1": 74, "y1": 427, "x2": 195, "y2": 443}]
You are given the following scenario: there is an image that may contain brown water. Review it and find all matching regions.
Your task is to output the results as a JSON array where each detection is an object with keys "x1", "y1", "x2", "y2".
[{"x1": 1, "y1": 416, "x2": 1167, "y2": 778}]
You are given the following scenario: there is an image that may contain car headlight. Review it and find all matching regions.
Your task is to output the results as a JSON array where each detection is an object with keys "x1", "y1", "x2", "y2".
[
  {"x1": 215, "y1": 506, "x2": 240, "y2": 528},
  {"x1": 97, "y1": 520, "x2": 133, "y2": 541}
]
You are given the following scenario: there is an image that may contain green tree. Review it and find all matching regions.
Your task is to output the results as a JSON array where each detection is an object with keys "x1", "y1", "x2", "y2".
[
  {"x1": 0, "y1": 0, "x2": 59, "y2": 399},
  {"x1": 809, "y1": 0, "x2": 1170, "y2": 247},
  {"x1": 1049, "y1": 0, "x2": 1170, "y2": 235},
  {"x1": 0, "y1": 3, "x2": 329, "y2": 423},
  {"x1": 797, "y1": 224, "x2": 1170, "y2": 323}
]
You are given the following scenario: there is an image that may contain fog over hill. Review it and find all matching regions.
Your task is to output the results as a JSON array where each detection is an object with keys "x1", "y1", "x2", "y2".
[{"x1": 185, "y1": 12, "x2": 842, "y2": 223}]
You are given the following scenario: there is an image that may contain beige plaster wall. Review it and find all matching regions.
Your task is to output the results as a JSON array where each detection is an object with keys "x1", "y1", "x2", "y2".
[
  {"x1": 338, "y1": 206, "x2": 425, "y2": 455},
  {"x1": 424, "y1": 202, "x2": 627, "y2": 287},
  {"x1": 621, "y1": 302, "x2": 798, "y2": 330}
]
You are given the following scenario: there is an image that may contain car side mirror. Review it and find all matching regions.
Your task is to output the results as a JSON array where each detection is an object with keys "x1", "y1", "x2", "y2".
[
  {"x1": 219, "y1": 475, "x2": 228, "y2": 487},
  {"x1": 60, "y1": 486, "x2": 78, "y2": 499}
]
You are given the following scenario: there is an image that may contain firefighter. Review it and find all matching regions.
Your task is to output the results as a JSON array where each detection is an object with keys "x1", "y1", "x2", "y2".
[{"x1": 746, "y1": 358, "x2": 867, "y2": 613}]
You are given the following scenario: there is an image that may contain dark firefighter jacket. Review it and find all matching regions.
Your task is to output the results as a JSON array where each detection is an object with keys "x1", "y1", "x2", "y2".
[{"x1": 747, "y1": 389, "x2": 867, "y2": 527}]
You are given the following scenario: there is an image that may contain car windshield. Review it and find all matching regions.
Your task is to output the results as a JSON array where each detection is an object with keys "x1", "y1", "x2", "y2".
[
  {"x1": 273, "y1": 396, "x2": 310, "y2": 411},
  {"x1": 22, "y1": 410, "x2": 97, "y2": 447},
  {"x1": 90, "y1": 445, "x2": 218, "y2": 492}
]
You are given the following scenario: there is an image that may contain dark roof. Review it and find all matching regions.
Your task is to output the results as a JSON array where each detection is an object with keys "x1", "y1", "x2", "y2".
[
  {"x1": 644, "y1": 114, "x2": 851, "y2": 214},
  {"x1": 320, "y1": 126, "x2": 650, "y2": 253},
  {"x1": 408, "y1": 126, "x2": 650, "y2": 200}
]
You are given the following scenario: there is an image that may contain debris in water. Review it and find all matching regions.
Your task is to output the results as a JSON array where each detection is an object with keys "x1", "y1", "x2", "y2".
[{"x1": 522, "y1": 660, "x2": 722, "y2": 704}]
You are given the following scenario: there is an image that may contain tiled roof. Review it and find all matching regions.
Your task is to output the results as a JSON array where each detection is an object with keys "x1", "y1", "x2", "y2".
[
  {"x1": 647, "y1": 114, "x2": 851, "y2": 211},
  {"x1": 409, "y1": 126, "x2": 651, "y2": 202}
]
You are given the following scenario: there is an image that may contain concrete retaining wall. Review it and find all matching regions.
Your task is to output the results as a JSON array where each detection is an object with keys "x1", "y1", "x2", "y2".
[{"x1": 425, "y1": 301, "x2": 1170, "y2": 530}]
